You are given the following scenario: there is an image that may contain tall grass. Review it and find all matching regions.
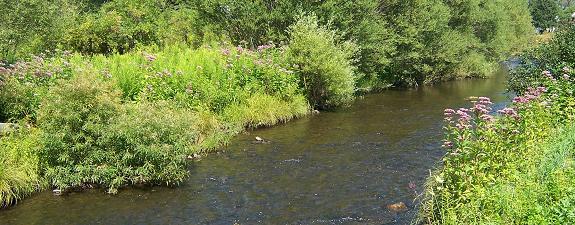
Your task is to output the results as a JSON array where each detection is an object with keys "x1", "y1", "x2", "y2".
[{"x1": 0, "y1": 129, "x2": 44, "y2": 208}]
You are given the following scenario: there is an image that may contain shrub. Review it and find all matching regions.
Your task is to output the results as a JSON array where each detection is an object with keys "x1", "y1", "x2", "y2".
[
  {"x1": 0, "y1": 128, "x2": 44, "y2": 208},
  {"x1": 35, "y1": 72, "x2": 237, "y2": 193},
  {"x1": 419, "y1": 68, "x2": 575, "y2": 224},
  {"x1": 286, "y1": 14, "x2": 357, "y2": 109},
  {"x1": 0, "y1": 52, "x2": 74, "y2": 122},
  {"x1": 97, "y1": 101, "x2": 210, "y2": 192},
  {"x1": 509, "y1": 24, "x2": 575, "y2": 93},
  {"x1": 37, "y1": 74, "x2": 123, "y2": 191}
]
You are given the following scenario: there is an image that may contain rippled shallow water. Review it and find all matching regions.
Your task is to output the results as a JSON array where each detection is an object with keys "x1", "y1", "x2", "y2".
[{"x1": 0, "y1": 67, "x2": 511, "y2": 225}]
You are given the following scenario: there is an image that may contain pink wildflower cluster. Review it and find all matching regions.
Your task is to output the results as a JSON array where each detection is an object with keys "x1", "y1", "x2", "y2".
[
  {"x1": 497, "y1": 107, "x2": 519, "y2": 120},
  {"x1": 0, "y1": 53, "x2": 71, "y2": 83},
  {"x1": 143, "y1": 52, "x2": 156, "y2": 62},
  {"x1": 562, "y1": 67, "x2": 571, "y2": 80},
  {"x1": 442, "y1": 97, "x2": 495, "y2": 149},
  {"x1": 543, "y1": 70, "x2": 555, "y2": 81},
  {"x1": 512, "y1": 86, "x2": 546, "y2": 104},
  {"x1": 257, "y1": 44, "x2": 274, "y2": 52}
]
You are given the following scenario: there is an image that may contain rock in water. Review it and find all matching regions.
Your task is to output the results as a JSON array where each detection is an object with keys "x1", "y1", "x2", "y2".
[
  {"x1": 387, "y1": 202, "x2": 408, "y2": 213},
  {"x1": 53, "y1": 189, "x2": 63, "y2": 196}
]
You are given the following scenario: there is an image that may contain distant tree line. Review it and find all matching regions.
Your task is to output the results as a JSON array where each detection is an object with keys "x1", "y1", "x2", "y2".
[{"x1": 0, "y1": 0, "x2": 534, "y2": 87}]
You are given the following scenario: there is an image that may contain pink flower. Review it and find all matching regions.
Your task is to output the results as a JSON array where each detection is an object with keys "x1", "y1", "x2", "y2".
[
  {"x1": 221, "y1": 48, "x2": 231, "y2": 56},
  {"x1": 479, "y1": 114, "x2": 494, "y2": 122}
]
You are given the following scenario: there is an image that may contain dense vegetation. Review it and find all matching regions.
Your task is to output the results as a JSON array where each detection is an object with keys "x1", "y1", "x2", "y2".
[
  {"x1": 420, "y1": 25, "x2": 575, "y2": 224},
  {"x1": 508, "y1": 24, "x2": 575, "y2": 93},
  {"x1": 0, "y1": 0, "x2": 536, "y2": 208}
]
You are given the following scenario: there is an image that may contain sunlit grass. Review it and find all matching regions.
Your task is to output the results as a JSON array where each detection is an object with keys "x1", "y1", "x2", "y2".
[{"x1": 0, "y1": 129, "x2": 45, "y2": 208}]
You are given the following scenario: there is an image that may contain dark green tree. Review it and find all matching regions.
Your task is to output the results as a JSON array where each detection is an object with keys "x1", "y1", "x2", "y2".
[{"x1": 530, "y1": 0, "x2": 561, "y2": 29}]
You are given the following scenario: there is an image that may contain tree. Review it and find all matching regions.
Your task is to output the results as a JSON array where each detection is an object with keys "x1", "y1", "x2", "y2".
[{"x1": 530, "y1": 0, "x2": 561, "y2": 29}]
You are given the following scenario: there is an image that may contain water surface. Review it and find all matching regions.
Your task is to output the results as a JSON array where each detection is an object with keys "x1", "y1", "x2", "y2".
[{"x1": 0, "y1": 68, "x2": 511, "y2": 225}]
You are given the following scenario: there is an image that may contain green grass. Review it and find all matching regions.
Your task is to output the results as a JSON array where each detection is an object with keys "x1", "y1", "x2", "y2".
[{"x1": 0, "y1": 129, "x2": 45, "y2": 208}]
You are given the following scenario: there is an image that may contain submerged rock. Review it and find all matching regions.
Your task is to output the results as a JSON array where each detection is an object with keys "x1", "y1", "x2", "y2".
[
  {"x1": 253, "y1": 136, "x2": 270, "y2": 144},
  {"x1": 387, "y1": 202, "x2": 408, "y2": 213}
]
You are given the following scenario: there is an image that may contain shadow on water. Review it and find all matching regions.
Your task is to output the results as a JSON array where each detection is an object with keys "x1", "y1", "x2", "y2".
[{"x1": 0, "y1": 67, "x2": 512, "y2": 225}]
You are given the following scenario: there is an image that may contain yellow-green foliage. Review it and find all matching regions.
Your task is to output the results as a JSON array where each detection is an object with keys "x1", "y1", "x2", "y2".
[
  {"x1": 0, "y1": 129, "x2": 44, "y2": 208},
  {"x1": 223, "y1": 93, "x2": 309, "y2": 128},
  {"x1": 419, "y1": 69, "x2": 575, "y2": 224}
]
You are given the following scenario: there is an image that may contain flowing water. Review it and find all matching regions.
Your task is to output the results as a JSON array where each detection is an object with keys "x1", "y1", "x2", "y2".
[{"x1": 0, "y1": 67, "x2": 512, "y2": 225}]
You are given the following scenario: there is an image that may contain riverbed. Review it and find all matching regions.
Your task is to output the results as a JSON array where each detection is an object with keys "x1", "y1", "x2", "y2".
[{"x1": 0, "y1": 67, "x2": 511, "y2": 225}]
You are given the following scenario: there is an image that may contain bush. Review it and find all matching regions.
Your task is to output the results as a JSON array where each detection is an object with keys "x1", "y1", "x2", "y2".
[
  {"x1": 419, "y1": 68, "x2": 575, "y2": 224},
  {"x1": 37, "y1": 74, "x2": 123, "y2": 192},
  {"x1": 36, "y1": 73, "x2": 226, "y2": 193},
  {"x1": 0, "y1": 52, "x2": 74, "y2": 122},
  {"x1": 0, "y1": 128, "x2": 44, "y2": 208},
  {"x1": 509, "y1": 24, "x2": 575, "y2": 93},
  {"x1": 286, "y1": 14, "x2": 357, "y2": 109},
  {"x1": 97, "y1": 101, "x2": 210, "y2": 192}
]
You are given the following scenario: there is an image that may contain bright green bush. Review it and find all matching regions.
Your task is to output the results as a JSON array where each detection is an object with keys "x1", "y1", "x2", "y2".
[
  {"x1": 0, "y1": 128, "x2": 44, "y2": 208},
  {"x1": 286, "y1": 14, "x2": 357, "y2": 109},
  {"x1": 36, "y1": 74, "x2": 220, "y2": 193},
  {"x1": 96, "y1": 101, "x2": 211, "y2": 192}
]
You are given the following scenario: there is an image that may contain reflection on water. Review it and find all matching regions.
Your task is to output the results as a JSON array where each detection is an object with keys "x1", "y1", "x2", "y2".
[{"x1": 0, "y1": 67, "x2": 511, "y2": 225}]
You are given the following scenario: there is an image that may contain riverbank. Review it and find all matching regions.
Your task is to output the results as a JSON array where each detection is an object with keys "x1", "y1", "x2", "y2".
[
  {"x1": 0, "y1": 67, "x2": 512, "y2": 224},
  {"x1": 418, "y1": 67, "x2": 575, "y2": 224},
  {"x1": 0, "y1": 43, "x2": 312, "y2": 207},
  {"x1": 418, "y1": 24, "x2": 575, "y2": 224}
]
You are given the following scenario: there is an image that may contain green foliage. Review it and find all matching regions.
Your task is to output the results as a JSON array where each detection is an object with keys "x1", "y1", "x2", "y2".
[
  {"x1": 530, "y1": 0, "x2": 561, "y2": 29},
  {"x1": 286, "y1": 14, "x2": 357, "y2": 109},
  {"x1": 222, "y1": 93, "x2": 308, "y2": 128},
  {"x1": 509, "y1": 24, "x2": 575, "y2": 93},
  {"x1": 0, "y1": 128, "x2": 44, "y2": 208},
  {"x1": 419, "y1": 68, "x2": 575, "y2": 224},
  {"x1": 381, "y1": 0, "x2": 533, "y2": 85},
  {"x1": 66, "y1": 0, "x2": 171, "y2": 54},
  {"x1": 37, "y1": 74, "x2": 123, "y2": 192},
  {"x1": 191, "y1": 0, "x2": 392, "y2": 89},
  {"x1": 91, "y1": 44, "x2": 303, "y2": 113},
  {"x1": 0, "y1": 52, "x2": 74, "y2": 122},
  {"x1": 0, "y1": 0, "x2": 78, "y2": 61}
]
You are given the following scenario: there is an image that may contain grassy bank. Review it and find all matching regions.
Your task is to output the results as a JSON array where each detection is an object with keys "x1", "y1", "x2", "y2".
[
  {"x1": 418, "y1": 65, "x2": 575, "y2": 223},
  {"x1": 0, "y1": 14, "x2": 365, "y2": 207},
  {"x1": 0, "y1": 0, "x2": 539, "y2": 210}
]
